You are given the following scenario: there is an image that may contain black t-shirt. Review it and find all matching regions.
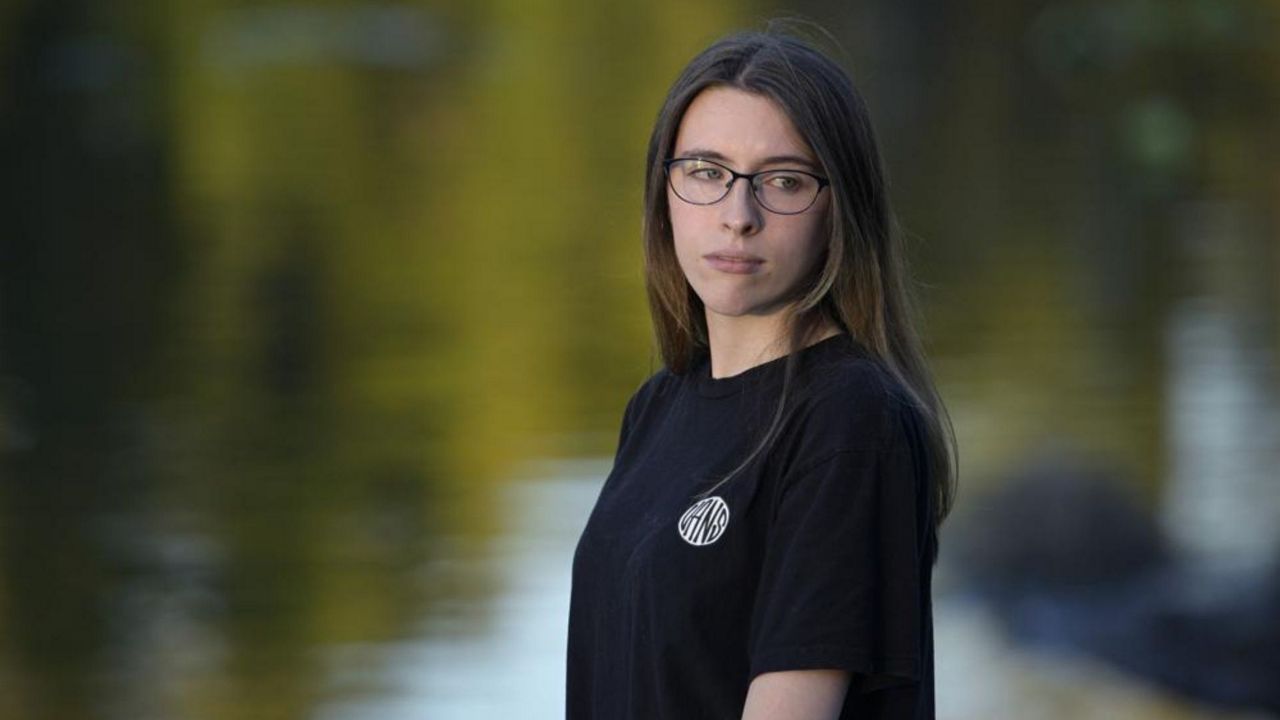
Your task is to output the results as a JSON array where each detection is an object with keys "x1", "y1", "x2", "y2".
[{"x1": 566, "y1": 333, "x2": 936, "y2": 720}]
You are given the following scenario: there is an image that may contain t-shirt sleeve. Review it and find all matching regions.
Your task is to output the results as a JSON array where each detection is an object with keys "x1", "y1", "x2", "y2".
[{"x1": 747, "y1": 395, "x2": 927, "y2": 693}]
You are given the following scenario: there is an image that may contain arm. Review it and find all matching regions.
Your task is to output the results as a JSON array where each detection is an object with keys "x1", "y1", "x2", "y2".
[{"x1": 741, "y1": 669, "x2": 852, "y2": 720}]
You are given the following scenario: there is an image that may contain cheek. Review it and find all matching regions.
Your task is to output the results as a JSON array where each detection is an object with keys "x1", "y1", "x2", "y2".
[
  {"x1": 667, "y1": 200, "x2": 703, "y2": 270},
  {"x1": 780, "y1": 216, "x2": 829, "y2": 274}
]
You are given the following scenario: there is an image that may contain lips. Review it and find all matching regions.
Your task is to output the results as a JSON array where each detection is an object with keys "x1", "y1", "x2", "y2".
[{"x1": 704, "y1": 252, "x2": 764, "y2": 274}]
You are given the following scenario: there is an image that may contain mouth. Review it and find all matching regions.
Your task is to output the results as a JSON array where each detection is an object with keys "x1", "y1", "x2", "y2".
[{"x1": 703, "y1": 252, "x2": 765, "y2": 275}]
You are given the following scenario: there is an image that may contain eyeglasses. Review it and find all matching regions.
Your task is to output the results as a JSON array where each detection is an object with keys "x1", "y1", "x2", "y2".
[{"x1": 663, "y1": 157, "x2": 829, "y2": 215}]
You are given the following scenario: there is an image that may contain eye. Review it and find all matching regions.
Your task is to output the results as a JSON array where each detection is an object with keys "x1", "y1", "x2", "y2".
[
  {"x1": 763, "y1": 172, "x2": 807, "y2": 193},
  {"x1": 687, "y1": 163, "x2": 724, "y2": 181}
]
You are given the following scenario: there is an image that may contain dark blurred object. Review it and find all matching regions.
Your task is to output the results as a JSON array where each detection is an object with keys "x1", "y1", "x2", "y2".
[
  {"x1": 952, "y1": 447, "x2": 1280, "y2": 714},
  {"x1": 0, "y1": 1, "x2": 177, "y2": 448},
  {"x1": 954, "y1": 447, "x2": 1169, "y2": 593}
]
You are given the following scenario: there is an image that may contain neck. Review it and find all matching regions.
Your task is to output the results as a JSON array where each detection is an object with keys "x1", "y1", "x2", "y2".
[{"x1": 705, "y1": 310, "x2": 840, "y2": 379}]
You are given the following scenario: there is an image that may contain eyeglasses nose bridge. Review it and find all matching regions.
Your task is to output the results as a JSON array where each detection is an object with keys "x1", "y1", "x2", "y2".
[{"x1": 720, "y1": 170, "x2": 761, "y2": 206}]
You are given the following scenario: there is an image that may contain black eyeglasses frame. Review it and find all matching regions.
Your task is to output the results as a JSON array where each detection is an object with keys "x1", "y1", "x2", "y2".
[{"x1": 662, "y1": 157, "x2": 830, "y2": 215}]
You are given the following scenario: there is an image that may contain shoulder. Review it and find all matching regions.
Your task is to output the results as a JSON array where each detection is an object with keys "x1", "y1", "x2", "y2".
[
  {"x1": 617, "y1": 364, "x2": 680, "y2": 432},
  {"x1": 805, "y1": 342, "x2": 912, "y2": 429},
  {"x1": 786, "y1": 341, "x2": 922, "y2": 467},
  {"x1": 628, "y1": 365, "x2": 678, "y2": 409}
]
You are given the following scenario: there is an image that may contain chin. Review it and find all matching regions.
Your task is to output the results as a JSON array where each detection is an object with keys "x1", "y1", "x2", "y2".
[
  {"x1": 701, "y1": 296, "x2": 781, "y2": 319},
  {"x1": 692, "y1": 289, "x2": 745, "y2": 315}
]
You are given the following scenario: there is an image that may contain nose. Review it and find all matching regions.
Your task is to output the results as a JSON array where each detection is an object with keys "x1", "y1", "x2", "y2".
[{"x1": 718, "y1": 176, "x2": 762, "y2": 236}]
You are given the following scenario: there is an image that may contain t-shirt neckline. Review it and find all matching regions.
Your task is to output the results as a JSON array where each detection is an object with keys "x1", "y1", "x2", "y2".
[{"x1": 694, "y1": 333, "x2": 850, "y2": 399}]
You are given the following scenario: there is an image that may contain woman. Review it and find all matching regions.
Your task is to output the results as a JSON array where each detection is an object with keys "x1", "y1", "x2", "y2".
[{"x1": 567, "y1": 28, "x2": 957, "y2": 720}]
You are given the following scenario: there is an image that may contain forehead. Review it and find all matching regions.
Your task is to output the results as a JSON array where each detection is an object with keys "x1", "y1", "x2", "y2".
[{"x1": 673, "y1": 86, "x2": 814, "y2": 164}]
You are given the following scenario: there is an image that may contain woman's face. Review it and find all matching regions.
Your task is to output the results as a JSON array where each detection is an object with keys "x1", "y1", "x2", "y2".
[{"x1": 668, "y1": 86, "x2": 829, "y2": 323}]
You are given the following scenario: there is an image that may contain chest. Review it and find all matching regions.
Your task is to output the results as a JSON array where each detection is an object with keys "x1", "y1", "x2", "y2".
[{"x1": 576, "y1": 412, "x2": 780, "y2": 615}]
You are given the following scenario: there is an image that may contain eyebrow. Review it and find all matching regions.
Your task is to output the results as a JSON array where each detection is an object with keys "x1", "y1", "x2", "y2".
[{"x1": 675, "y1": 147, "x2": 819, "y2": 171}]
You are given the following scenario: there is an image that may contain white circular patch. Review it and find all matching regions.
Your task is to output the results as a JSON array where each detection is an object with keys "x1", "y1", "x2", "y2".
[{"x1": 677, "y1": 496, "x2": 731, "y2": 546}]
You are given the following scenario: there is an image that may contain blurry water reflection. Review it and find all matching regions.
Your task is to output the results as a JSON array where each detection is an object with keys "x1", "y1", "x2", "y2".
[{"x1": 315, "y1": 461, "x2": 609, "y2": 719}]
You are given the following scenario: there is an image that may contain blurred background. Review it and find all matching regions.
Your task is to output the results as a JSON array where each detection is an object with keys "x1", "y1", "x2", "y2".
[{"x1": 2, "y1": 0, "x2": 1279, "y2": 718}]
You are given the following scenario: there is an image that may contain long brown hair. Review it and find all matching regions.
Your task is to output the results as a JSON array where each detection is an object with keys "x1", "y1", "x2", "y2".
[{"x1": 642, "y1": 28, "x2": 958, "y2": 560}]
